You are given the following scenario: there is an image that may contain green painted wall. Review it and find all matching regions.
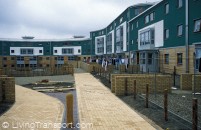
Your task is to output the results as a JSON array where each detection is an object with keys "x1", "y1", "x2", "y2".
[
  {"x1": 189, "y1": 0, "x2": 201, "y2": 44},
  {"x1": 0, "y1": 39, "x2": 91, "y2": 56}
]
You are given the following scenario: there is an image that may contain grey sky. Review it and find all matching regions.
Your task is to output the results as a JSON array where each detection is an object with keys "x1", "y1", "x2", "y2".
[{"x1": 0, "y1": 0, "x2": 157, "y2": 39}]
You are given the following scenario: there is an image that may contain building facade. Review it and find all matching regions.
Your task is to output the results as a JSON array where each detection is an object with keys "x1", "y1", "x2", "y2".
[
  {"x1": 0, "y1": 0, "x2": 201, "y2": 74},
  {"x1": 0, "y1": 38, "x2": 91, "y2": 69}
]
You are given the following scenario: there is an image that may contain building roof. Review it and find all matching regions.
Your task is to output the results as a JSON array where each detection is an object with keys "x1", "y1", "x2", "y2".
[
  {"x1": 129, "y1": 0, "x2": 163, "y2": 23},
  {"x1": 0, "y1": 37, "x2": 91, "y2": 42}
]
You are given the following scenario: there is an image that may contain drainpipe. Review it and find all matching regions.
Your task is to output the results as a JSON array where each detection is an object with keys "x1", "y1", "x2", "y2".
[
  {"x1": 185, "y1": 0, "x2": 189, "y2": 73},
  {"x1": 128, "y1": 7, "x2": 131, "y2": 64}
]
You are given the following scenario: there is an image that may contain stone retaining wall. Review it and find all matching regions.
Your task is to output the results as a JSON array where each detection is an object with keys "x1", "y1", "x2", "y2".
[
  {"x1": 180, "y1": 74, "x2": 192, "y2": 90},
  {"x1": 0, "y1": 76, "x2": 15, "y2": 103},
  {"x1": 192, "y1": 75, "x2": 201, "y2": 93}
]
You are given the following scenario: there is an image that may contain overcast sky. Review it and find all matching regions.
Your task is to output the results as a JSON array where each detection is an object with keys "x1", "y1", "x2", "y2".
[{"x1": 0, "y1": 0, "x2": 156, "y2": 39}]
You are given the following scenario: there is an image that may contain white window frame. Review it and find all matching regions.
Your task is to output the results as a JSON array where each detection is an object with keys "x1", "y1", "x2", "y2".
[
  {"x1": 165, "y1": 29, "x2": 169, "y2": 39},
  {"x1": 177, "y1": 24, "x2": 183, "y2": 36},
  {"x1": 178, "y1": 0, "x2": 183, "y2": 8},
  {"x1": 194, "y1": 19, "x2": 201, "y2": 32},
  {"x1": 165, "y1": 3, "x2": 169, "y2": 14}
]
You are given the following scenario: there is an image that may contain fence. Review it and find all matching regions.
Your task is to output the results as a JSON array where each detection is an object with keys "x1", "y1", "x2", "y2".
[{"x1": 91, "y1": 66, "x2": 201, "y2": 129}]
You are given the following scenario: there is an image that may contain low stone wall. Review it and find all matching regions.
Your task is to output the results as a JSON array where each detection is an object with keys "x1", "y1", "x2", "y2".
[
  {"x1": 111, "y1": 74, "x2": 136, "y2": 93},
  {"x1": 119, "y1": 65, "x2": 126, "y2": 73},
  {"x1": 127, "y1": 65, "x2": 141, "y2": 74},
  {"x1": 80, "y1": 62, "x2": 94, "y2": 72},
  {"x1": 0, "y1": 76, "x2": 15, "y2": 103},
  {"x1": 2, "y1": 64, "x2": 74, "y2": 77},
  {"x1": 192, "y1": 75, "x2": 201, "y2": 93},
  {"x1": 68, "y1": 61, "x2": 81, "y2": 68},
  {"x1": 111, "y1": 74, "x2": 172, "y2": 96},
  {"x1": 180, "y1": 74, "x2": 192, "y2": 90}
]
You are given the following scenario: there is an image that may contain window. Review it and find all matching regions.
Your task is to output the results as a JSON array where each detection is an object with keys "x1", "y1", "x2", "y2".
[
  {"x1": 131, "y1": 40, "x2": 134, "y2": 44},
  {"x1": 68, "y1": 56, "x2": 75, "y2": 61},
  {"x1": 11, "y1": 50, "x2": 14, "y2": 53},
  {"x1": 131, "y1": 24, "x2": 133, "y2": 30},
  {"x1": 145, "y1": 15, "x2": 149, "y2": 24},
  {"x1": 55, "y1": 57, "x2": 57, "y2": 60},
  {"x1": 11, "y1": 64, "x2": 15, "y2": 67},
  {"x1": 30, "y1": 64, "x2": 37, "y2": 68},
  {"x1": 20, "y1": 49, "x2": 33, "y2": 55},
  {"x1": 54, "y1": 50, "x2": 58, "y2": 53},
  {"x1": 46, "y1": 64, "x2": 50, "y2": 67},
  {"x1": 139, "y1": 29, "x2": 154, "y2": 46},
  {"x1": 150, "y1": 12, "x2": 155, "y2": 21},
  {"x1": 78, "y1": 49, "x2": 81, "y2": 53},
  {"x1": 46, "y1": 57, "x2": 50, "y2": 60},
  {"x1": 3, "y1": 57, "x2": 7, "y2": 61},
  {"x1": 177, "y1": 53, "x2": 183, "y2": 65},
  {"x1": 165, "y1": 3, "x2": 169, "y2": 14},
  {"x1": 3, "y1": 65, "x2": 7, "y2": 67},
  {"x1": 195, "y1": 59, "x2": 200, "y2": 70},
  {"x1": 62, "y1": 48, "x2": 73, "y2": 54},
  {"x1": 164, "y1": 29, "x2": 169, "y2": 39},
  {"x1": 17, "y1": 56, "x2": 24, "y2": 61},
  {"x1": 194, "y1": 19, "x2": 201, "y2": 32},
  {"x1": 177, "y1": 25, "x2": 183, "y2": 36},
  {"x1": 58, "y1": 56, "x2": 64, "y2": 61},
  {"x1": 135, "y1": 8, "x2": 143, "y2": 15},
  {"x1": 178, "y1": 0, "x2": 183, "y2": 8},
  {"x1": 39, "y1": 64, "x2": 43, "y2": 67},
  {"x1": 30, "y1": 56, "x2": 36, "y2": 61},
  {"x1": 140, "y1": 53, "x2": 145, "y2": 64},
  {"x1": 148, "y1": 53, "x2": 153, "y2": 65},
  {"x1": 39, "y1": 50, "x2": 43, "y2": 53},
  {"x1": 136, "y1": 21, "x2": 138, "y2": 28},
  {"x1": 164, "y1": 54, "x2": 169, "y2": 64},
  {"x1": 120, "y1": 17, "x2": 123, "y2": 23}
]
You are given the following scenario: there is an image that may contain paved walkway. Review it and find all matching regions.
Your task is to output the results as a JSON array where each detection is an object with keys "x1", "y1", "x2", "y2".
[
  {"x1": 0, "y1": 85, "x2": 64, "y2": 130},
  {"x1": 75, "y1": 69, "x2": 158, "y2": 130}
]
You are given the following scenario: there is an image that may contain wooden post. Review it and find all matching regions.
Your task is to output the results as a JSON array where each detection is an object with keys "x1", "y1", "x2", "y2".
[
  {"x1": 125, "y1": 78, "x2": 128, "y2": 96},
  {"x1": 164, "y1": 89, "x2": 168, "y2": 121},
  {"x1": 66, "y1": 93, "x2": 74, "y2": 128},
  {"x1": 145, "y1": 84, "x2": 149, "y2": 108},
  {"x1": 192, "y1": 98, "x2": 198, "y2": 130},
  {"x1": 133, "y1": 80, "x2": 136, "y2": 99}
]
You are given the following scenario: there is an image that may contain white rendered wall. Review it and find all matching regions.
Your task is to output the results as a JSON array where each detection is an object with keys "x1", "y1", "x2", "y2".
[
  {"x1": 95, "y1": 35, "x2": 106, "y2": 55},
  {"x1": 116, "y1": 21, "x2": 127, "y2": 52},
  {"x1": 138, "y1": 20, "x2": 164, "y2": 49},
  {"x1": 53, "y1": 46, "x2": 81, "y2": 55},
  {"x1": 10, "y1": 47, "x2": 43, "y2": 56}
]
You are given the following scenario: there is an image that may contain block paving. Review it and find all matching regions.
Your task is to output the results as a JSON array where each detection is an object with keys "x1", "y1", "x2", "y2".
[{"x1": 74, "y1": 70, "x2": 158, "y2": 130}]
